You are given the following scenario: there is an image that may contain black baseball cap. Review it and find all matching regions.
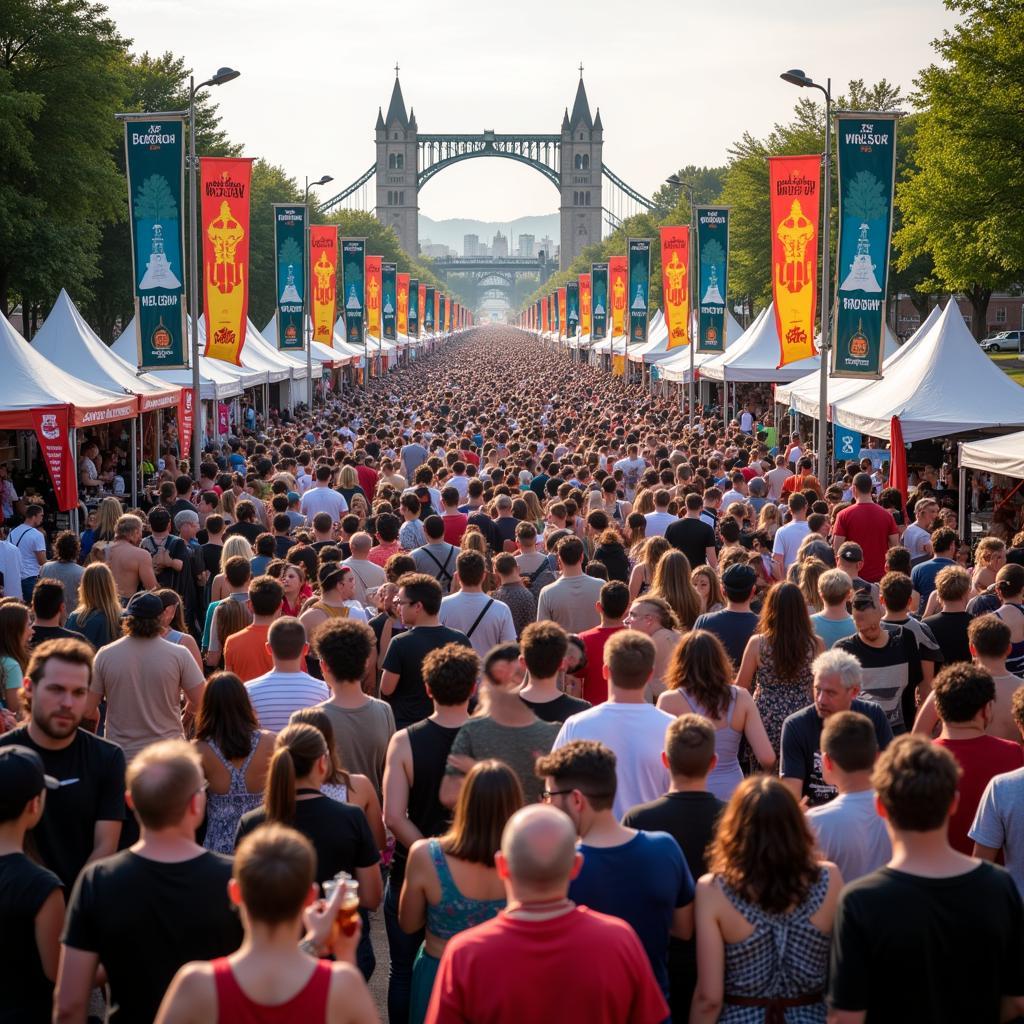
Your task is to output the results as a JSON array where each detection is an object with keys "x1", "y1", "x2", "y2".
[
  {"x1": 0, "y1": 746, "x2": 58, "y2": 821},
  {"x1": 122, "y1": 592, "x2": 164, "y2": 619}
]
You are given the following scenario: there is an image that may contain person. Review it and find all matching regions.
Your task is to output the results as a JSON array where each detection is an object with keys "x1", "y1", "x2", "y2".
[
  {"x1": 156, "y1": 588, "x2": 204, "y2": 671},
  {"x1": 380, "y1": 574, "x2": 472, "y2": 730},
  {"x1": 780, "y1": 649, "x2": 893, "y2": 807},
  {"x1": 399, "y1": 494, "x2": 428, "y2": 551},
  {"x1": 8, "y1": 503, "x2": 46, "y2": 601},
  {"x1": 831, "y1": 472, "x2": 899, "y2": 583},
  {"x1": 154, "y1": 824, "x2": 378, "y2": 1024},
  {"x1": 535, "y1": 535, "x2": 605, "y2": 633},
  {"x1": 537, "y1": 740, "x2": 694, "y2": 1002},
  {"x1": 411, "y1": 515, "x2": 460, "y2": 595},
  {"x1": 691, "y1": 776, "x2": 842, "y2": 1024},
  {"x1": 879, "y1": 571, "x2": 943, "y2": 690},
  {"x1": 439, "y1": 550, "x2": 516, "y2": 657},
  {"x1": 693, "y1": 562, "x2": 760, "y2": 668},
  {"x1": 644, "y1": 488, "x2": 677, "y2": 538},
  {"x1": 300, "y1": 464, "x2": 349, "y2": 524},
  {"x1": 89, "y1": 592, "x2": 206, "y2": 763},
  {"x1": 343, "y1": 532, "x2": 387, "y2": 607},
  {"x1": 423, "y1": 804, "x2": 668, "y2": 1024},
  {"x1": 105, "y1": 513, "x2": 160, "y2": 601},
  {"x1": 41, "y1": 530, "x2": 84, "y2": 609},
  {"x1": 628, "y1": 535, "x2": 671, "y2": 602},
  {"x1": 65, "y1": 562, "x2": 123, "y2": 650},
  {"x1": 574, "y1": 579, "x2": 629, "y2": 704},
  {"x1": 623, "y1": 594, "x2": 681, "y2": 702},
  {"x1": 551, "y1": 630, "x2": 674, "y2": 818},
  {"x1": 991, "y1": 563, "x2": 1024, "y2": 676},
  {"x1": 910, "y1": 526, "x2": 958, "y2": 609},
  {"x1": 622, "y1": 715, "x2": 724, "y2": 1021},
  {"x1": 827, "y1": 735, "x2": 1024, "y2": 1024},
  {"x1": 245, "y1": 616, "x2": 330, "y2": 733},
  {"x1": 517, "y1": 620, "x2": 592, "y2": 722},
  {"x1": 0, "y1": 531, "x2": 24, "y2": 600},
  {"x1": 810, "y1": 568, "x2": 858, "y2": 649},
  {"x1": 902, "y1": 497, "x2": 938, "y2": 560},
  {"x1": 0, "y1": 744, "x2": 64, "y2": 1023},
  {"x1": 806, "y1": 711, "x2": 892, "y2": 881},
  {"x1": 400, "y1": 760, "x2": 522, "y2": 1024},
  {"x1": 383, "y1": 642, "x2": 475, "y2": 1024},
  {"x1": 56, "y1": 740, "x2": 244, "y2": 1024},
  {"x1": 665, "y1": 492, "x2": 718, "y2": 569},
  {"x1": 963, "y1": 614, "x2": 1024, "y2": 740},
  {"x1": 193, "y1": 671, "x2": 274, "y2": 855},
  {"x1": 224, "y1": 574, "x2": 284, "y2": 683},
  {"x1": 29, "y1": 578, "x2": 86, "y2": 647},
  {"x1": 922, "y1": 565, "x2": 975, "y2": 665},
  {"x1": 300, "y1": 564, "x2": 371, "y2": 650},
  {"x1": 648, "y1": 548, "x2": 703, "y2": 631},
  {"x1": 0, "y1": 599, "x2": 30, "y2": 717},
  {"x1": 658, "y1": 630, "x2": 775, "y2": 799},
  {"x1": 490, "y1": 552, "x2": 537, "y2": 638},
  {"x1": 141, "y1": 506, "x2": 188, "y2": 593}
]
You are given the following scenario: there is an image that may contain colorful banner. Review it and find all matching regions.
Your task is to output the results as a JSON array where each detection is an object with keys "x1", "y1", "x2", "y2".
[
  {"x1": 424, "y1": 286, "x2": 435, "y2": 331},
  {"x1": 273, "y1": 204, "x2": 306, "y2": 350},
  {"x1": 627, "y1": 238, "x2": 652, "y2": 344},
  {"x1": 579, "y1": 273, "x2": 592, "y2": 336},
  {"x1": 341, "y1": 238, "x2": 366, "y2": 345},
  {"x1": 178, "y1": 388, "x2": 194, "y2": 464},
  {"x1": 124, "y1": 117, "x2": 187, "y2": 369},
  {"x1": 217, "y1": 402, "x2": 230, "y2": 435},
  {"x1": 541, "y1": 294, "x2": 550, "y2": 332},
  {"x1": 365, "y1": 255, "x2": 382, "y2": 338},
  {"x1": 832, "y1": 113, "x2": 899, "y2": 379},
  {"x1": 608, "y1": 256, "x2": 627, "y2": 336},
  {"x1": 438, "y1": 293, "x2": 446, "y2": 334},
  {"x1": 834, "y1": 423, "x2": 862, "y2": 461},
  {"x1": 566, "y1": 281, "x2": 579, "y2": 336},
  {"x1": 769, "y1": 154, "x2": 821, "y2": 368},
  {"x1": 557, "y1": 288, "x2": 567, "y2": 338},
  {"x1": 408, "y1": 277, "x2": 419, "y2": 336},
  {"x1": 309, "y1": 225, "x2": 338, "y2": 347},
  {"x1": 591, "y1": 262, "x2": 608, "y2": 339},
  {"x1": 397, "y1": 273, "x2": 410, "y2": 335},
  {"x1": 200, "y1": 157, "x2": 253, "y2": 365},
  {"x1": 660, "y1": 226, "x2": 690, "y2": 350},
  {"x1": 697, "y1": 207, "x2": 730, "y2": 353},
  {"x1": 31, "y1": 407, "x2": 75, "y2": 512},
  {"x1": 382, "y1": 262, "x2": 397, "y2": 340}
]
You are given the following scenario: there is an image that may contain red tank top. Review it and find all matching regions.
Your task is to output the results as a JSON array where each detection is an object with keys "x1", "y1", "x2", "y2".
[{"x1": 212, "y1": 957, "x2": 331, "y2": 1023}]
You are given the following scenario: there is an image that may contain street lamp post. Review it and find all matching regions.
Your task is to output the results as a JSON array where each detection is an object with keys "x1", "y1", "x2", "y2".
[
  {"x1": 188, "y1": 66, "x2": 239, "y2": 475},
  {"x1": 303, "y1": 174, "x2": 333, "y2": 410},
  {"x1": 781, "y1": 68, "x2": 832, "y2": 487},
  {"x1": 666, "y1": 175, "x2": 698, "y2": 428}
]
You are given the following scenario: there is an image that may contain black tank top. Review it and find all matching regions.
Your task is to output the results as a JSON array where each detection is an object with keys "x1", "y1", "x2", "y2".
[{"x1": 390, "y1": 719, "x2": 461, "y2": 888}]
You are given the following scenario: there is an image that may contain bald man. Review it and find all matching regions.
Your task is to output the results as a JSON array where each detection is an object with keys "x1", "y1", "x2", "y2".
[{"x1": 425, "y1": 805, "x2": 667, "y2": 1023}]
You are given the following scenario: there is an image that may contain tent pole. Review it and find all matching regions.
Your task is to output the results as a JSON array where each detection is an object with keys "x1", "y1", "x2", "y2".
[
  {"x1": 958, "y1": 459, "x2": 969, "y2": 544},
  {"x1": 131, "y1": 416, "x2": 139, "y2": 508}
]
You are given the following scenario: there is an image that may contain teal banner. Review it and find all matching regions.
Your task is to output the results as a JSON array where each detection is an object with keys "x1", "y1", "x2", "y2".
[
  {"x1": 627, "y1": 239, "x2": 652, "y2": 343},
  {"x1": 408, "y1": 278, "x2": 419, "y2": 336},
  {"x1": 438, "y1": 294, "x2": 447, "y2": 334},
  {"x1": 566, "y1": 281, "x2": 580, "y2": 336},
  {"x1": 424, "y1": 287, "x2": 435, "y2": 330},
  {"x1": 696, "y1": 206, "x2": 729, "y2": 353},
  {"x1": 832, "y1": 113, "x2": 899, "y2": 379},
  {"x1": 381, "y1": 261, "x2": 397, "y2": 340},
  {"x1": 341, "y1": 238, "x2": 365, "y2": 345},
  {"x1": 552, "y1": 292, "x2": 559, "y2": 335},
  {"x1": 535, "y1": 299, "x2": 541, "y2": 331},
  {"x1": 591, "y1": 262, "x2": 608, "y2": 339},
  {"x1": 123, "y1": 117, "x2": 187, "y2": 369},
  {"x1": 273, "y1": 204, "x2": 306, "y2": 350}
]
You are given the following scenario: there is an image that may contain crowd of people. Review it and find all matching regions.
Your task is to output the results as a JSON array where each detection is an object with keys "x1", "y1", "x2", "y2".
[{"x1": 1, "y1": 323, "x2": 1024, "y2": 1023}]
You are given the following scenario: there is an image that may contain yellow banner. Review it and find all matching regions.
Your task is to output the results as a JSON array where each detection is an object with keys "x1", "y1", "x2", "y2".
[{"x1": 660, "y1": 225, "x2": 690, "y2": 349}]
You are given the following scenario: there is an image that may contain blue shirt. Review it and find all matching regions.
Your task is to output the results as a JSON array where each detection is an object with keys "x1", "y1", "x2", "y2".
[
  {"x1": 910, "y1": 556, "x2": 955, "y2": 606},
  {"x1": 569, "y1": 830, "x2": 693, "y2": 996}
]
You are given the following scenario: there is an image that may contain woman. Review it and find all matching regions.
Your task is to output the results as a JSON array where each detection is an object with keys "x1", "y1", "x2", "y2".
[
  {"x1": 348, "y1": 491, "x2": 370, "y2": 528},
  {"x1": 658, "y1": 630, "x2": 776, "y2": 799},
  {"x1": 85, "y1": 496, "x2": 124, "y2": 563},
  {"x1": 798, "y1": 557, "x2": 829, "y2": 614},
  {"x1": 650, "y1": 549, "x2": 703, "y2": 631},
  {"x1": 337, "y1": 465, "x2": 366, "y2": 508},
  {"x1": 693, "y1": 564, "x2": 725, "y2": 615},
  {"x1": 210, "y1": 599, "x2": 252, "y2": 671},
  {"x1": 756, "y1": 503, "x2": 781, "y2": 541},
  {"x1": 520, "y1": 489, "x2": 545, "y2": 532},
  {"x1": 973, "y1": 537, "x2": 1007, "y2": 594},
  {"x1": 211, "y1": 535, "x2": 254, "y2": 602},
  {"x1": 66, "y1": 563, "x2": 123, "y2": 651},
  {"x1": 625, "y1": 512, "x2": 647, "y2": 563},
  {"x1": 628, "y1": 535, "x2": 671, "y2": 602},
  {"x1": 624, "y1": 595, "x2": 681, "y2": 703},
  {"x1": 400, "y1": 760, "x2": 523, "y2": 1024},
  {"x1": 593, "y1": 527, "x2": 630, "y2": 584},
  {"x1": 691, "y1": 776, "x2": 842, "y2": 1023},
  {"x1": 289, "y1": 707, "x2": 386, "y2": 850},
  {"x1": 266, "y1": 560, "x2": 306, "y2": 617},
  {"x1": 0, "y1": 601, "x2": 31, "y2": 716},
  {"x1": 40, "y1": 531, "x2": 84, "y2": 609},
  {"x1": 992, "y1": 564, "x2": 1024, "y2": 676},
  {"x1": 155, "y1": 589, "x2": 203, "y2": 671},
  {"x1": 736, "y1": 582, "x2": 824, "y2": 758},
  {"x1": 193, "y1": 672, "x2": 274, "y2": 854}
]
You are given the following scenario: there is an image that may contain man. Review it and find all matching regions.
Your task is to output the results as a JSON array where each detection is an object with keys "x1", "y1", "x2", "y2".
[
  {"x1": 810, "y1": 568, "x2": 857, "y2": 649},
  {"x1": 902, "y1": 497, "x2": 938, "y2": 561},
  {"x1": 167, "y1": 474, "x2": 197, "y2": 525},
  {"x1": 56, "y1": 741, "x2": 243, "y2": 1024},
  {"x1": 772, "y1": 492, "x2": 810, "y2": 579},
  {"x1": 827, "y1": 735, "x2": 1024, "y2": 1024},
  {"x1": 299, "y1": 464, "x2": 348, "y2": 524},
  {"x1": 224, "y1": 500, "x2": 265, "y2": 545},
  {"x1": 439, "y1": 486, "x2": 468, "y2": 545},
  {"x1": 316, "y1": 618, "x2": 395, "y2": 797},
  {"x1": 201, "y1": 556, "x2": 252, "y2": 668},
  {"x1": 8, "y1": 503, "x2": 47, "y2": 601},
  {"x1": 536, "y1": 536, "x2": 605, "y2": 633},
  {"x1": 574, "y1": 580, "x2": 629, "y2": 704},
  {"x1": 492, "y1": 552, "x2": 537, "y2": 639},
  {"x1": 343, "y1": 532, "x2": 387, "y2": 607},
  {"x1": 968, "y1": 615, "x2": 1024, "y2": 740},
  {"x1": 879, "y1": 571, "x2": 943, "y2": 691},
  {"x1": 105, "y1": 513, "x2": 160, "y2": 602},
  {"x1": 806, "y1": 710, "x2": 891, "y2": 881},
  {"x1": 910, "y1": 527, "x2": 958, "y2": 609},
  {"x1": 765, "y1": 454, "x2": 793, "y2": 501},
  {"x1": 836, "y1": 542, "x2": 875, "y2": 597},
  {"x1": 492, "y1": 493, "x2": 519, "y2": 549},
  {"x1": 622, "y1": 715, "x2": 724, "y2": 1022},
  {"x1": 514, "y1": 522, "x2": 555, "y2": 598},
  {"x1": 552, "y1": 630, "x2": 674, "y2": 818},
  {"x1": 29, "y1": 579, "x2": 86, "y2": 647},
  {"x1": 173, "y1": 509, "x2": 206, "y2": 632},
  {"x1": 141, "y1": 506, "x2": 187, "y2": 591},
  {"x1": 397, "y1": 493, "x2": 426, "y2": 552},
  {"x1": 0, "y1": 639, "x2": 124, "y2": 887},
  {"x1": 643, "y1": 490, "x2": 677, "y2": 538},
  {"x1": 424, "y1": 804, "x2": 668, "y2": 1024},
  {"x1": 383, "y1": 642, "x2": 475, "y2": 1024},
  {"x1": 720, "y1": 471, "x2": 748, "y2": 509},
  {"x1": 517, "y1": 621, "x2": 591, "y2": 723},
  {"x1": 299, "y1": 564, "x2": 369, "y2": 642},
  {"x1": 781, "y1": 649, "x2": 893, "y2": 807},
  {"x1": 400, "y1": 432, "x2": 428, "y2": 480},
  {"x1": 309, "y1": 512, "x2": 338, "y2": 553},
  {"x1": 613, "y1": 443, "x2": 646, "y2": 499},
  {"x1": 224, "y1": 575, "x2": 284, "y2": 683},
  {"x1": 411, "y1": 515, "x2": 460, "y2": 595},
  {"x1": 89, "y1": 592, "x2": 205, "y2": 763},
  {"x1": 693, "y1": 562, "x2": 759, "y2": 667},
  {"x1": 781, "y1": 455, "x2": 823, "y2": 499},
  {"x1": 537, "y1": 739, "x2": 693, "y2": 1003},
  {"x1": 439, "y1": 550, "x2": 517, "y2": 658},
  {"x1": 447, "y1": 462, "x2": 470, "y2": 504},
  {"x1": 0, "y1": 531, "x2": 24, "y2": 599},
  {"x1": 245, "y1": 616, "x2": 330, "y2": 733},
  {"x1": 380, "y1": 574, "x2": 471, "y2": 730},
  {"x1": 368, "y1": 513, "x2": 403, "y2": 568},
  {"x1": 665, "y1": 492, "x2": 719, "y2": 569},
  {"x1": 923, "y1": 565, "x2": 975, "y2": 665}
]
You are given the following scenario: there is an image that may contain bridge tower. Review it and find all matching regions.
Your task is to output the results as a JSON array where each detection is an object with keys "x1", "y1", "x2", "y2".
[
  {"x1": 375, "y1": 71, "x2": 419, "y2": 256},
  {"x1": 558, "y1": 74, "x2": 603, "y2": 270}
]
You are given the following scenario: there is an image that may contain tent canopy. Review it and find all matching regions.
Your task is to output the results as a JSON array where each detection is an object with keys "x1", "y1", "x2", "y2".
[
  {"x1": 959, "y1": 431, "x2": 1024, "y2": 480},
  {"x1": 245, "y1": 319, "x2": 322, "y2": 380}
]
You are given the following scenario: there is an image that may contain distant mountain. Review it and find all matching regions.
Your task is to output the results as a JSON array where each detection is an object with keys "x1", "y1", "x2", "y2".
[{"x1": 419, "y1": 213, "x2": 560, "y2": 255}]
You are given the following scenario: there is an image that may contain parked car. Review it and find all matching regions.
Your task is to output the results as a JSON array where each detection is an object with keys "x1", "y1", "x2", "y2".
[{"x1": 982, "y1": 330, "x2": 1023, "y2": 352}]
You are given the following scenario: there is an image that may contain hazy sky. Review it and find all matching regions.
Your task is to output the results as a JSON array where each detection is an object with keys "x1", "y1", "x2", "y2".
[{"x1": 107, "y1": 0, "x2": 957, "y2": 224}]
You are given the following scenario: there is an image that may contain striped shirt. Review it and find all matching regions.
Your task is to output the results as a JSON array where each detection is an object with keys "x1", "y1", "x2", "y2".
[{"x1": 245, "y1": 671, "x2": 331, "y2": 733}]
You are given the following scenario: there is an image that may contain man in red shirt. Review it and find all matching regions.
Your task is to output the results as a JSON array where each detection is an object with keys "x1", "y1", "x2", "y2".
[
  {"x1": 425, "y1": 804, "x2": 668, "y2": 1024},
  {"x1": 832, "y1": 472, "x2": 900, "y2": 583},
  {"x1": 575, "y1": 580, "x2": 629, "y2": 704},
  {"x1": 932, "y1": 662, "x2": 1024, "y2": 853},
  {"x1": 439, "y1": 487, "x2": 469, "y2": 546},
  {"x1": 354, "y1": 453, "x2": 378, "y2": 503},
  {"x1": 781, "y1": 456, "x2": 823, "y2": 499}
]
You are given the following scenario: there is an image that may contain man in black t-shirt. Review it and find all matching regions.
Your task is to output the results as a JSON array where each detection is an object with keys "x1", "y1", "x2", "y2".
[
  {"x1": 28, "y1": 579, "x2": 87, "y2": 649},
  {"x1": 693, "y1": 564, "x2": 759, "y2": 667},
  {"x1": 517, "y1": 621, "x2": 592, "y2": 723},
  {"x1": 922, "y1": 564, "x2": 975, "y2": 666},
  {"x1": 665, "y1": 493, "x2": 718, "y2": 569}
]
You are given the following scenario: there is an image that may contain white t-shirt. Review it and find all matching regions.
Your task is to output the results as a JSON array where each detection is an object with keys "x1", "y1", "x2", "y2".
[
  {"x1": 245, "y1": 671, "x2": 330, "y2": 733},
  {"x1": 902, "y1": 522, "x2": 932, "y2": 560},
  {"x1": 788, "y1": 445, "x2": 804, "y2": 466},
  {"x1": 0, "y1": 540, "x2": 25, "y2": 597},
  {"x1": 613, "y1": 457, "x2": 646, "y2": 497},
  {"x1": 740, "y1": 411, "x2": 754, "y2": 434},
  {"x1": 643, "y1": 511, "x2": 677, "y2": 538},
  {"x1": 439, "y1": 591, "x2": 516, "y2": 658},
  {"x1": 772, "y1": 519, "x2": 811, "y2": 571},
  {"x1": 8, "y1": 524, "x2": 46, "y2": 578},
  {"x1": 299, "y1": 486, "x2": 349, "y2": 524},
  {"x1": 807, "y1": 789, "x2": 891, "y2": 883}
]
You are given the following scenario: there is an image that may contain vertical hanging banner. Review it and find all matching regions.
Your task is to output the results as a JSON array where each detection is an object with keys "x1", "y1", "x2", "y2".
[
  {"x1": 273, "y1": 204, "x2": 306, "y2": 351},
  {"x1": 627, "y1": 238, "x2": 652, "y2": 344},
  {"x1": 382, "y1": 262, "x2": 397, "y2": 340},
  {"x1": 31, "y1": 407, "x2": 76, "y2": 512},
  {"x1": 608, "y1": 256, "x2": 628, "y2": 336},
  {"x1": 591, "y1": 262, "x2": 608, "y2": 339},
  {"x1": 424, "y1": 286, "x2": 435, "y2": 331},
  {"x1": 309, "y1": 225, "x2": 339, "y2": 347},
  {"x1": 438, "y1": 293, "x2": 446, "y2": 334},
  {"x1": 396, "y1": 273, "x2": 410, "y2": 336},
  {"x1": 769, "y1": 155, "x2": 821, "y2": 368},
  {"x1": 660, "y1": 226, "x2": 690, "y2": 350},
  {"x1": 832, "y1": 113, "x2": 900, "y2": 379},
  {"x1": 541, "y1": 295, "x2": 550, "y2": 332},
  {"x1": 341, "y1": 238, "x2": 366, "y2": 345},
  {"x1": 408, "y1": 278, "x2": 419, "y2": 336},
  {"x1": 557, "y1": 288, "x2": 567, "y2": 338},
  {"x1": 200, "y1": 157, "x2": 254, "y2": 365},
  {"x1": 365, "y1": 255, "x2": 382, "y2": 338},
  {"x1": 123, "y1": 116, "x2": 187, "y2": 369},
  {"x1": 579, "y1": 273, "x2": 592, "y2": 336},
  {"x1": 566, "y1": 281, "x2": 580, "y2": 336},
  {"x1": 178, "y1": 388, "x2": 194, "y2": 464},
  {"x1": 696, "y1": 207, "x2": 730, "y2": 353}
]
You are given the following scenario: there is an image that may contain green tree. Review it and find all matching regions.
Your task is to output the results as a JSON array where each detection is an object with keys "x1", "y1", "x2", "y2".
[{"x1": 650, "y1": 164, "x2": 727, "y2": 217}]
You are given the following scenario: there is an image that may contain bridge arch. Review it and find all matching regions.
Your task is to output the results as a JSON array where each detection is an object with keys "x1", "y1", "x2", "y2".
[{"x1": 417, "y1": 147, "x2": 560, "y2": 191}]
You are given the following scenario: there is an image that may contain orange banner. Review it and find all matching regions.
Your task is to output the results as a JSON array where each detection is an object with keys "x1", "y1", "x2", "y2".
[
  {"x1": 660, "y1": 225, "x2": 690, "y2": 349},
  {"x1": 557, "y1": 288, "x2": 567, "y2": 338},
  {"x1": 542, "y1": 295, "x2": 550, "y2": 332},
  {"x1": 309, "y1": 225, "x2": 338, "y2": 347},
  {"x1": 418, "y1": 283, "x2": 427, "y2": 333},
  {"x1": 365, "y1": 255, "x2": 382, "y2": 337},
  {"x1": 200, "y1": 157, "x2": 254, "y2": 364},
  {"x1": 396, "y1": 272, "x2": 409, "y2": 335},
  {"x1": 609, "y1": 255, "x2": 627, "y2": 336},
  {"x1": 769, "y1": 154, "x2": 821, "y2": 367},
  {"x1": 579, "y1": 273, "x2": 592, "y2": 336}
]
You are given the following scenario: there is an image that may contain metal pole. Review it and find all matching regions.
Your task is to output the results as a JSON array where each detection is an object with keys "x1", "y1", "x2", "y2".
[
  {"x1": 130, "y1": 415, "x2": 139, "y2": 508},
  {"x1": 816, "y1": 79, "x2": 832, "y2": 486},
  {"x1": 304, "y1": 186, "x2": 313, "y2": 410},
  {"x1": 188, "y1": 76, "x2": 202, "y2": 476},
  {"x1": 688, "y1": 188, "x2": 696, "y2": 428}
]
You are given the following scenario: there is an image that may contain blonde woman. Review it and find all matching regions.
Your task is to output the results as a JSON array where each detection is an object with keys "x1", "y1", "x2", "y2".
[
  {"x1": 87, "y1": 495, "x2": 124, "y2": 562},
  {"x1": 798, "y1": 557, "x2": 830, "y2": 614},
  {"x1": 973, "y1": 537, "x2": 1007, "y2": 594},
  {"x1": 66, "y1": 563, "x2": 123, "y2": 650},
  {"x1": 632, "y1": 488, "x2": 656, "y2": 517},
  {"x1": 649, "y1": 549, "x2": 703, "y2": 630},
  {"x1": 628, "y1": 535, "x2": 671, "y2": 602},
  {"x1": 337, "y1": 465, "x2": 366, "y2": 507},
  {"x1": 349, "y1": 491, "x2": 370, "y2": 527},
  {"x1": 757, "y1": 502, "x2": 781, "y2": 540},
  {"x1": 520, "y1": 489, "x2": 545, "y2": 531},
  {"x1": 210, "y1": 535, "x2": 254, "y2": 601}
]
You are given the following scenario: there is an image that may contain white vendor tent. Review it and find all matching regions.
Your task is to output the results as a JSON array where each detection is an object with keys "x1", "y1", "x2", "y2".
[
  {"x1": 654, "y1": 311, "x2": 747, "y2": 380},
  {"x1": 959, "y1": 431, "x2": 1024, "y2": 481}
]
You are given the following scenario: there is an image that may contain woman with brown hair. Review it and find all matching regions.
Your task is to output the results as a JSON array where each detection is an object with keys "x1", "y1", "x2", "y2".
[
  {"x1": 797, "y1": 557, "x2": 830, "y2": 614},
  {"x1": 649, "y1": 549, "x2": 704, "y2": 631},
  {"x1": 0, "y1": 600, "x2": 31, "y2": 716},
  {"x1": 735, "y1": 582, "x2": 824, "y2": 757},
  {"x1": 628, "y1": 535, "x2": 671, "y2": 602},
  {"x1": 658, "y1": 630, "x2": 775, "y2": 799},
  {"x1": 693, "y1": 564, "x2": 725, "y2": 615},
  {"x1": 66, "y1": 562, "x2": 123, "y2": 650},
  {"x1": 691, "y1": 776, "x2": 842, "y2": 1023},
  {"x1": 208, "y1": 599, "x2": 251, "y2": 671},
  {"x1": 86, "y1": 495, "x2": 124, "y2": 562},
  {"x1": 399, "y1": 760, "x2": 523, "y2": 1024},
  {"x1": 155, "y1": 588, "x2": 203, "y2": 671}
]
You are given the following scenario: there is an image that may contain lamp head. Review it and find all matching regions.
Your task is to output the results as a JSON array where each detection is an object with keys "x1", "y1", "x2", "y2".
[
  {"x1": 315, "y1": 175, "x2": 334, "y2": 187},
  {"x1": 211, "y1": 67, "x2": 241, "y2": 86},
  {"x1": 666, "y1": 174, "x2": 681, "y2": 186},
  {"x1": 780, "y1": 68, "x2": 811, "y2": 88}
]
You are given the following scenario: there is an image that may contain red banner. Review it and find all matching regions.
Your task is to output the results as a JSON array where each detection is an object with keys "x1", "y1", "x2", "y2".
[
  {"x1": 32, "y1": 407, "x2": 76, "y2": 512},
  {"x1": 309, "y1": 225, "x2": 338, "y2": 347},
  {"x1": 365, "y1": 255, "x2": 382, "y2": 337},
  {"x1": 179, "y1": 388, "x2": 194, "y2": 463},
  {"x1": 397, "y1": 273, "x2": 409, "y2": 335},
  {"x1": 609, "y1": 256, "x2": 628, "y2": 335},
  {"x1": 769, "y1": 154, "x2": 821, "y2": 367},
  {"x1": 660, "y1": 225, "x2": 690, "y2": 349},
  {"x1": 217, "y1": 402, "x2": 230, "y2": 435},
  {"x1": 579, "y1": 273, "x2": 592, "y2": 336},
  {"x1": 542, "y1": 295, "x2": 550, "y2": 332},
  {"x1": 557, "y1": 288, "x2": 567, "y2": 338},
  {"x1": 200, "y1": 157, "x2": 254, "y2": 365}
]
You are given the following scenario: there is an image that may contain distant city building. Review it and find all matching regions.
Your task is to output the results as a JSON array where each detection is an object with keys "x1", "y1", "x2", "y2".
[
  {"x1": 517, "y1": 234, "x2": 535, "y2": 259},
  {"x1": 539, "y1": 235, "x2": 555, "y2": 262},
  {"x1": 492, "y1": 230, "x2": 509, "y2": 259},
  {"x1": 422, "y1": 240, "x2": 453, "y2": 259},
  {"x1": 464, "y1": 233, "x2": 480, "y2": 257}
]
